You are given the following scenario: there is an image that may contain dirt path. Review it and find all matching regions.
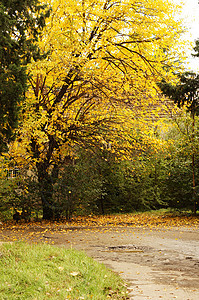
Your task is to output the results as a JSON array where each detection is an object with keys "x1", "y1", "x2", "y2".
[{"x1": 1, "y1": 224, "x2": 199, "y2": 299}]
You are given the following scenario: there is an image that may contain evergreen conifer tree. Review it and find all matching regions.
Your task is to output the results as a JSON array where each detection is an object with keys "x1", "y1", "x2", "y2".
[{"x1": 0, "y1": 0, "x2": 50, "y2": 152}]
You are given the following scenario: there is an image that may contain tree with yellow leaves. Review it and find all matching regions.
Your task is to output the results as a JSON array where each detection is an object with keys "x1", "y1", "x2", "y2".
[{"x1": 10, "y1": 0, "x2": 185, "y2": 219}]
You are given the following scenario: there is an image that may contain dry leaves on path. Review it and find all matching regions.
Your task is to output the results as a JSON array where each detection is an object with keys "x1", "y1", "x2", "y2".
[{"x1": 0, "y1": 212, "x2": 199, "y2": 238}]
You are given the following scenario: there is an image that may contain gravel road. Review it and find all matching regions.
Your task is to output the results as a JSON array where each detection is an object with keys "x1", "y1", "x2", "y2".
[{"x1": 1, "y1": 224, "x2": 199, "y2": 299}]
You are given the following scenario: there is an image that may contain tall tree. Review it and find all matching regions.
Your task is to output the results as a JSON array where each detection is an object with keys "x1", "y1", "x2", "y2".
[
  {"x1": 10, "y1": 0, "x2": 185, "y2": 219},
  {"x1": 0, "y1": 0, "x2": 50, "y2": 152},
  {"x1": 160, "y1": 69, "x2": 199, "y2": 214}
]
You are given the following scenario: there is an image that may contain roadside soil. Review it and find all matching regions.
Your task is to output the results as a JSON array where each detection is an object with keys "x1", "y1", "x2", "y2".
[{"x1": 0, "y1": 222, "x2": 199, "y2": 299}]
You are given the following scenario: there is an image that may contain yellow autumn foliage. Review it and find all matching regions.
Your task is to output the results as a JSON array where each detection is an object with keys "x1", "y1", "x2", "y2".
[{"x1": 9, "y1": 0, "x2": 187, "y2": 167}]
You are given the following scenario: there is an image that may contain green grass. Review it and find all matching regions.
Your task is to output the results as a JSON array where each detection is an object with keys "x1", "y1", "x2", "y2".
[
  {"x1": 0, "y1": 242, "x2": 128, "y2": 300},
  {"x1": 139, "y1": 208, "x2": 198, "y2": 216}
]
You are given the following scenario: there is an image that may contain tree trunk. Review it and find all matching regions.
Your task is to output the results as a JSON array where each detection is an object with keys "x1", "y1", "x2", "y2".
[
  {"x1": 100, "y1": 195, "x2": 105, "y2": 215},
  {"x1": 40, "y1": 177, "x2": 54, "y2": 220},
  {"x1": 37, "y1": 163, "x2": 55, "y2": 220},
  {"x1": 191, "y1": 110, "x2": 197, "y2": 215}
]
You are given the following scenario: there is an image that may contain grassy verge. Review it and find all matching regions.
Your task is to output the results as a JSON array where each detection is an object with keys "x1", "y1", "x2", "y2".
[{"x1": 0, "y1": 242, "x2": 128, "y2": 299}]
